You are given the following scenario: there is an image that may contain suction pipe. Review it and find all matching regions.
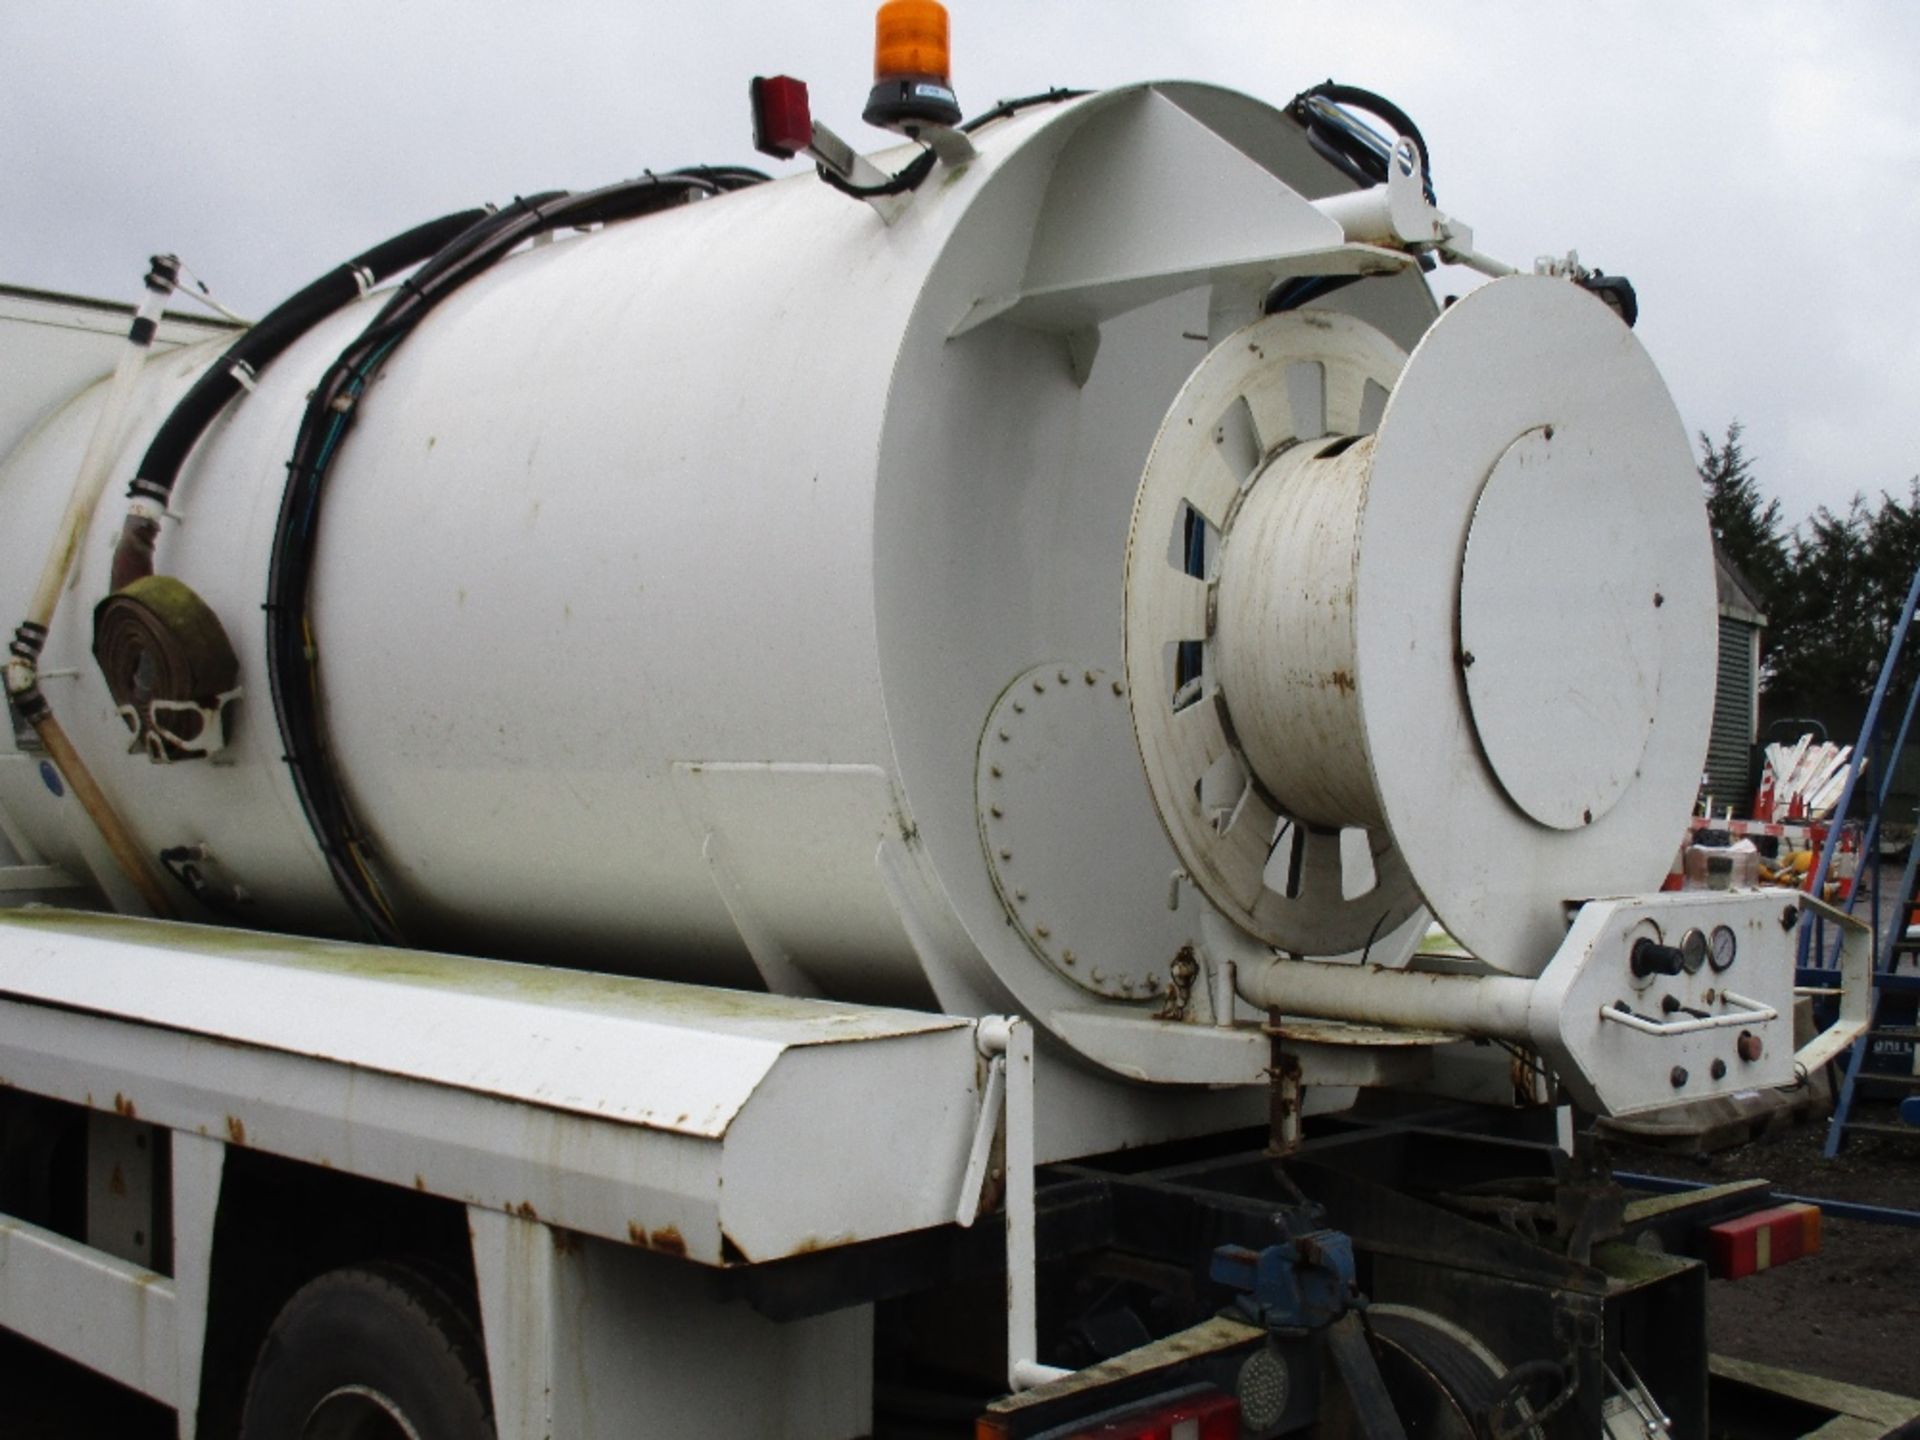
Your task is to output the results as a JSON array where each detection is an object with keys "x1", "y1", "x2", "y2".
[{"x1": 5, "y1": 255, "x2": 183, "y2": 916}]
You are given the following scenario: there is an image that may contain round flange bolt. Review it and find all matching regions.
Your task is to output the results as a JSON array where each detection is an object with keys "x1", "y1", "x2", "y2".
[
  {"x1": 1669, "y1": 1066, "x2": 1688, "y2": 1089},
  {"x1": 1737, "y1": 1031, "x2": 1764, "y2": 1063}
]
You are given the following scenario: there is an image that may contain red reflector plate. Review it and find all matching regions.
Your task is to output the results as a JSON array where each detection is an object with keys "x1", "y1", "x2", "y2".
[{"x1": 1708, "y1": 1201, "x2": 1821, "y2": 1279}]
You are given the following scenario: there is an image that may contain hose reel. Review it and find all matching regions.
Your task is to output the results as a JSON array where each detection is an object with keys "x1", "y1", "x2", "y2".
[
  {"x1": 1124, "y1": 278, "x2": 1716, "y2": 976},
  {"x1": 93, "y1": 575, "x2": 241, "y2": 762}
]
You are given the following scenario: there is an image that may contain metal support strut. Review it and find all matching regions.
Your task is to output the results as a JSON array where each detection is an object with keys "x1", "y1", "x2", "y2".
[{"x1": 971, "y1": 1016, "x2": 1069, "y2": 1393}]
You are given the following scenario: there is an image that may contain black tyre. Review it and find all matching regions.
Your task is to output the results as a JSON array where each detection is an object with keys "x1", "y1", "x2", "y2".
[{"x1": 239, "y1": 1262, "x2": 495, "y2": 1440}]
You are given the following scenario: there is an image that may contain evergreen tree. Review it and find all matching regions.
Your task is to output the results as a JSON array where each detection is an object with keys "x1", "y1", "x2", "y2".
[
  {"x1": 1766, "y1": 480, "x2": 1920, "y2": 717},
  {"x1": 1695, "y1": 419, "x2": 1920, "y2": 731},
  {"x1": 1698, "y1": 423, "x2": 1789, "y2": 606}
]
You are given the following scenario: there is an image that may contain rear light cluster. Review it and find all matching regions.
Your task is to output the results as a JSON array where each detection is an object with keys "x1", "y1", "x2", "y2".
[
  {"x1": 1707, "y1": 1201, "x2": 1820, "y2": 1279},
  {"x1": 1062, "y1": 1391, "x2": 1240, "y2": 1440},
  {"x1": 976, "y1": 1387, "x2": 1241, "y2": 1440}
]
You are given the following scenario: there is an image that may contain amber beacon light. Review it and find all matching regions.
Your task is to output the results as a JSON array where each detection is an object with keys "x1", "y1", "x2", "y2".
[{"x1": 863, "y1": 0, "x2": 962, "y2": 130}]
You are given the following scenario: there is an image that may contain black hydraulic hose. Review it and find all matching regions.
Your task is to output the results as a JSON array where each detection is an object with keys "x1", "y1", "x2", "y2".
[
  {"x1": 1302, "y1": 82, "x2": 1434, "y2": 198},
  {"x1": 265, "y1": 169, "x2": 734, "y2": 943},
  {"x1": 1266, "y1": 274, "x2": 1364, "y2": 315},
  {"x1": 109, "y1": 208, "x2": 494, "y2": 594},
  {"x1": 127, "y1": 208, "x2": 490, "y2": 513},
  {"x1": 1301, "y1": 126, "x2": 1381, "y2": 193}
]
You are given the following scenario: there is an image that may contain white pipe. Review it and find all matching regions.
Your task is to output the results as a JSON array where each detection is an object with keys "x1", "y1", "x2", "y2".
[
  {"x1": 1438, "y1": 243, "x2": 1517, "y2": 279},
  {"x1": 4, "y1": 255, "x2": 181, "y2": 920},
  {"x1": 20, "y1": 257, "x2": 178, "y2": 629},
  {"x1": 1235, "y1": 956, "x2": 1537, "y2": 1041},
  {"x1": 1211, "y1": 956, "x2": 1237, "y2": 1027}
]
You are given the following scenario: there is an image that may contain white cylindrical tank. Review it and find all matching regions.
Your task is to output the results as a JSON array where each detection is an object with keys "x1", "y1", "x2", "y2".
[{"x1": 0, "y1": 83, "x2": 1712, "y2": 1098}]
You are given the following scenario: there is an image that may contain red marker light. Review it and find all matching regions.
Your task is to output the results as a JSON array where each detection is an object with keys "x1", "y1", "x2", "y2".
[
  {"x1": 1708, "y1": 1202, "x2": 1821, "y2": 1280},
  {"x1": 750, "y1": 75, "x2": 813, "y2": 161},
  {"x1": 977, "y1": 1390, "x2": 1239, "y2": 1440}
]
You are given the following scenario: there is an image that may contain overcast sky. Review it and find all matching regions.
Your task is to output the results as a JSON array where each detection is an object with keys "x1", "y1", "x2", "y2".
[{"x1": 4, "y1": 2, "x2": 1914, "y2": 526}]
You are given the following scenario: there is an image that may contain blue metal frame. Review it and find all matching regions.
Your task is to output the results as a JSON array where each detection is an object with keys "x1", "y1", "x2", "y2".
[
  {"x1": 1616, "y1": 1171, "x2": 1920, "y2": 1229},
  {"x1": 1797, "y1": 557, "x2": 1920, "y2": 1155}
]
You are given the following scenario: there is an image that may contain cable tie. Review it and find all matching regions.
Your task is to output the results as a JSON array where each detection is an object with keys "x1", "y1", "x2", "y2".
[
  {"x1": 229, "y1": 358, "x2": 259, "y2": 392},
  {"x1": 351, "y1": 265, "x2": 376, "y2": 297}
]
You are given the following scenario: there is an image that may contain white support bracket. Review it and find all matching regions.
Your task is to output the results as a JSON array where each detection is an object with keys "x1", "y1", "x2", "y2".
[
  {"x1": 1233, "y1": 890, "x2": 1823, "y2": 1118},
  {"x1": 954, "y1": 1045, "x2": 1007, "y2": 1227},
  {"x1": 804, "y1": 119, "x2": 916, "y2": 225},
  {"x1": 973, "y1": 1016, "x2": 1070, "y2": 1393},
  {"x1": 470, "y1": 1206, "x2": 561, "y2": 1440},
  {"x1": 1793, "y1": 894, "x2": 1873, "y2": 1075},
  {"x1": 0, "y1": 1129, "x2": 223, "y2": 1434},
  {"x1": 172, "y1": 1131, "x2": 226, "y2": 1440}
]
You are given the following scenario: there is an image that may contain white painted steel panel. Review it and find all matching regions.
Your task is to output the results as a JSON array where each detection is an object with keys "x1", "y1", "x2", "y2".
[
  {"x1": 473, "y1": 1210, "x2": 872, "y2": 1440},
  {"x1": 0, "y1": 908, "x2": 982, "y2": 1262},
  {"x1": 0, "y1": 1210, "x2": 178, "y2": 1403}
]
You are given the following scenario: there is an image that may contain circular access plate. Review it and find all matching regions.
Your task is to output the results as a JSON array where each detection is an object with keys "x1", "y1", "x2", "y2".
[
  {"x1": 1356, "y1": 277, "x2": 1715, "y2": 974},
  {"x1": 1123, "y1": 311, "x2": 1424, "y2": 955},
  {"x1": 977, "y1": 662, "x2": 1189, "y2": 1000},
  {"x1": 1459, "y1": 425, "x2": 1661, "y2": 830}
]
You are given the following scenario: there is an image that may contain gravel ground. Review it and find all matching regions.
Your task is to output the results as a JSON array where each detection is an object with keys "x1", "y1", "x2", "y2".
[{"x1": 1612, "y1": 1100, "x2": 1920, "y2": 1401}]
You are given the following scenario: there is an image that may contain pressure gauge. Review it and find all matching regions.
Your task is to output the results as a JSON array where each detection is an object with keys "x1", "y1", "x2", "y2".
[
  {"x1": 1709, "y1": 925, "x2": 1737, "y2": 972},
  {"x1": 1679, "y1": 927, "x2": 1709, "y2": 974}
]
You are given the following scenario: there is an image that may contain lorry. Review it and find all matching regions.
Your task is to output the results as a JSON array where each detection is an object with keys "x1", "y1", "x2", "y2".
[{"x1": 0, "y1": 9, "x2": 1889, "y2": 1437}]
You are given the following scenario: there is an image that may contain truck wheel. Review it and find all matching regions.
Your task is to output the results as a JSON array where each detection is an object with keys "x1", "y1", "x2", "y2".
[{"x1": 240, "y1": 1262, "x2": 495, "y2": 1440}]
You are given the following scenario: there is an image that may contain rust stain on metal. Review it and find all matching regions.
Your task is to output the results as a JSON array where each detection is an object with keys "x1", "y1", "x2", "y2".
[
  {"x1": 1327, "y1": 669, "x2": 1355, "y2": 695},
  {"x1": 510, "y1": 1200, "x2": 539, "y2": 1221},
  {"x1": 781, "y1": 1232, "x2": 856, "y2": 1257},
  {"x1": 413, "y1": 1174, "x2": 428, "y2": 1192},
  {"x1": 648, "y1": 1225, "x2": 687, "y2": 1256},
  {"x1": 225, "y1": 1115, "x2": 246, "y2": 1146},
  {"x1": 112, "y1": 1092, "x2": 136, "y2": 1119},
  {"x1": 627, "y1": 1221, "x2": 649, "y2": 1247},
  {"x1": 109, "y1": 1163, "x2": 127, "y2": 1198},
  {"x1": 551, "y1": 1227, "x2": 581, "y2": 1256}
]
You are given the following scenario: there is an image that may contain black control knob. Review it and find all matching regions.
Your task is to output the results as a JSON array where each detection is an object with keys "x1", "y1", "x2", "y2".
[{"x1": 1631, "y1": 937, "x2": 1686, "y2": 979}]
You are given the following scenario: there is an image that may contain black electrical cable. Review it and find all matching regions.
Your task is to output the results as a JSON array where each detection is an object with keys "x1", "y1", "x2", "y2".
[
  {"x1": 815, "y1": 145, "x2": 938, "y2": 200},
  {"x1": 265, "y1": 169, "x2": 741, "y2": 943},
  {"x1": 960, "y1": 87, "x2": 1091, "y2": 133},
  {"x1": 670, "y1": 163, "x2": 774, "y2": 191}
]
